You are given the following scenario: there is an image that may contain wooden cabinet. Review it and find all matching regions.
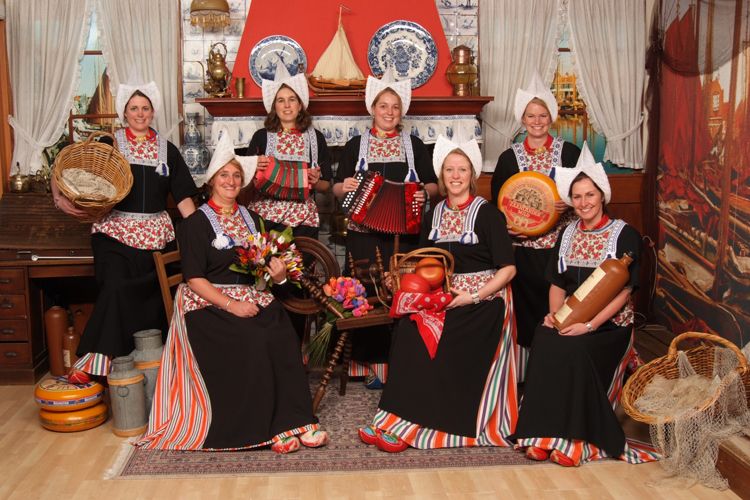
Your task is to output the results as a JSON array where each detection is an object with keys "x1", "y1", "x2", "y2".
[
  {"x1": 0, "y1": 266, "x2": 47, "y2": 383},
  {"x1": 0, "y1": 193, "x2": 95, "y2": 384}
]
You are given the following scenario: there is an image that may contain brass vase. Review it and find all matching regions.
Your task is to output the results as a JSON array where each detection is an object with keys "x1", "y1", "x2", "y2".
[{"x1": 445, "y1": 45, "x2": 478, "y2": 97}]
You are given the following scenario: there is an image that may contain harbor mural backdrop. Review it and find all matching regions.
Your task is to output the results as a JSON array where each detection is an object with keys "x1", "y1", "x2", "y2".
[{"x1": 655, "y1": 0, "x2": 750, "y2": 347}]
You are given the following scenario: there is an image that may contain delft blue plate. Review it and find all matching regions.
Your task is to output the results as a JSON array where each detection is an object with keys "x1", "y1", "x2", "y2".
[
  {"x1": 248, "y1": 35, "x2": 307, "y2": 86},
  {"x1": 367, "y1": 20, "x2": 438, "y2": 89}
]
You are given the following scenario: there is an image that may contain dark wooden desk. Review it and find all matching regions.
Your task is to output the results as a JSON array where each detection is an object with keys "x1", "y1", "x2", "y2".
[{"x1": 0, "y1": 193, "x2": 94, "y2": 384}]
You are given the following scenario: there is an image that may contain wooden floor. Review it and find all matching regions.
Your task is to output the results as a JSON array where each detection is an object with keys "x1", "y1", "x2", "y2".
[{"x1": 0, "y1": 383, "x2": 740, "y2": 500}]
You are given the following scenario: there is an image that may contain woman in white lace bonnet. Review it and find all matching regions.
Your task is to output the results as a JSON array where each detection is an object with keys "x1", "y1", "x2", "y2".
[
  {"x1": 331, "y1": 68, "x2": 439, "y2": 389},
  {"x1": 512, "y1": 144, "x2": 658, "y2": 467},
  {"x1": 52, "y1": 81, "x2": 197, "y2": 384},
  {"x1": 359, "y1": 134, "x2": 517, "y2": 452},
  {"x1": 137, "y1": 126, "x2": 328, "y2": 452},
  {"x1": 489, "y1": 72, "x2": 581, "y2": 357},
  {"x1": 234, "y1": 64, "x2": 332, "y2": 240}
]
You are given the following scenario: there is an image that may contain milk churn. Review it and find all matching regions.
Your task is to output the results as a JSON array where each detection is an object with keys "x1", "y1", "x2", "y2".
[
  {"x1": 107, "y1": 356, "x2": 147, "y2": 437},
  {"x1": 130, "y1": 329, "x2": 163, "y2": 413}
]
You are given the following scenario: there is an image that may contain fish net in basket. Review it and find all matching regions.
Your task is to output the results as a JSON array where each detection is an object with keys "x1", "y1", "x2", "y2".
[
  {"x1": 53, "y1": 131, "x2": 133, "y2": 222},
  {"x1": 390, "y1": 247, "x2": 454, "y2": 293},
  {"x1": 621, "y1": 331, "x2": 750, "y2": 489}
]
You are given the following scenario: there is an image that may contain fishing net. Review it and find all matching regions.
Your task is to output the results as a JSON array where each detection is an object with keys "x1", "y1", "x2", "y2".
[{"x1": 634, "y1": 347, "x2": 750, "y2": 489}]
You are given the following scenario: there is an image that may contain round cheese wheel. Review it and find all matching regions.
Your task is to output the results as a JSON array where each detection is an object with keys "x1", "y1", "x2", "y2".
[
  {"x1": 497, "y1": 171, "x2": 561, "y2": 236},
  {"x1": 39, "y1": 402, "x2": 108, "y2": 432},
  {"x1": 34, "y1": 378, "x2": 104, "y2": 412}
]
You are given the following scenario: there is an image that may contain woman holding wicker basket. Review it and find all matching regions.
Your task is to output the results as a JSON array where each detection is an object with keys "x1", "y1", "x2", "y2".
[
  {"x1": 358, "y1": 135, "x2": 518, "y2": 452},
  {"x1": 512, "y1": 143, "x2": 658, "y2": 467},
  {"x1": 52, "y1": 81, "x2": 197, "y2": 383}
]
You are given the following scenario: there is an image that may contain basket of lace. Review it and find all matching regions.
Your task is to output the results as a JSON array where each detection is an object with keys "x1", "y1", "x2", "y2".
[{"x1": 53, "y1": 131, "x2": 132, "y2": 222}]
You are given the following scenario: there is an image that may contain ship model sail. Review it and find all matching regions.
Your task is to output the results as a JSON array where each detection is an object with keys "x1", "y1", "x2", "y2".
[{"x1": 307, "y1": 10, "x2": 366, "y2": 93}]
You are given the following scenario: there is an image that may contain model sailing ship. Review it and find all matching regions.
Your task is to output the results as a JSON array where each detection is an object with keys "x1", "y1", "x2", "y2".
[{"x1": 307, "y1": 9, "x2": 367, "y2": 93}]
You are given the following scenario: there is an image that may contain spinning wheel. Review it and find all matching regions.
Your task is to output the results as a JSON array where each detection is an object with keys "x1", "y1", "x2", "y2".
[{"x1": 280, "y1": 237, "x2": 341, "y2": 315}]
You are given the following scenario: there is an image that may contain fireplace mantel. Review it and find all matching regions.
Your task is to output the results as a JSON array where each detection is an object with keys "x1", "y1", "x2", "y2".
[{"x1": 197, "y1": 96, "x2": 493, "y2": 118}]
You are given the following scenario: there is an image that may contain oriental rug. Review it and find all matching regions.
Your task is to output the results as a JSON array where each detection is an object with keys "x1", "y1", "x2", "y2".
[{"x1": 110, "y1": 375, "x2": 535, "y2": 478}]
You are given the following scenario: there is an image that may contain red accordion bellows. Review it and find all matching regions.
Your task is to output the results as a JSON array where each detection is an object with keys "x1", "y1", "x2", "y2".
[
  {"x1": 253, "y1": 158, "x2": 309, "y2": 201},
  {"x1": 347, "y1": 172, "x2": 423, "y2": 234}
]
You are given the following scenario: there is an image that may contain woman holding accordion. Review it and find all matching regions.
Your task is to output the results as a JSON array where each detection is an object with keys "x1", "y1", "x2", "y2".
[
  {"x1": 332, "y1": 68, "x2": 438, "y2": 388},
  {"x1": 236, "y1": 64, "x2": 332, "y2": 239}
]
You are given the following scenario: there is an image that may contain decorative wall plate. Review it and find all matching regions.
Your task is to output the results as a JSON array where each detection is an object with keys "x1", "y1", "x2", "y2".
[
  {"x1": 248, "y1": 35, "x2": 307, "y2": 86},
  {"x1": 367, "y1": 20, "x2": 438, "y2": 89}
]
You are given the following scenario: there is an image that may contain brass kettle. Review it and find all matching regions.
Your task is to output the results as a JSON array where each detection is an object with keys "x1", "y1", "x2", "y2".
[
  {"x1": 200, "y1": 42, "x2": 232, "y2": 98},
  {"x1": 9, "y1": 163, "x2": 30, "y2": 193}
]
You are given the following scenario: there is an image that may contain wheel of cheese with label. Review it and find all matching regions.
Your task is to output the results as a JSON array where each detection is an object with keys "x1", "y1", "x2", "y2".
[
  {"x1": 497, "y1": 171, "x2": 561, "y2": 236},
  {"x1": 34, "y1": 378, "x2": 104, "y2": 412},
  {"x1": 39, "y1": 402, "x2": 108, "y2": 432}
]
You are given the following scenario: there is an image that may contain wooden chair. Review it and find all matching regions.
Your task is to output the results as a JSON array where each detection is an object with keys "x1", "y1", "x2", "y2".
[{"x1": 152, "y1": 249, "x2": 182, "y2": 321}]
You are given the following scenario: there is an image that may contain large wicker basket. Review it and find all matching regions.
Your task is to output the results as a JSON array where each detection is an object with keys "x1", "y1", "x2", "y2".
[
  {"x1": 621, "y1": 332, "x2": 750, "y2": 425},
  {"x1": 53, "y1": 131, "x2": 132, "y2": 222},
  {"x1": 389, "y1": 247, "x2": 454, "y2": 293}
]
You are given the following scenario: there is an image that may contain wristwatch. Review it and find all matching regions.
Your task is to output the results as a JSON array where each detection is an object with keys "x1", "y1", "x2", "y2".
[
  {"x1": 585, "y1": 322, "x2": 593, "y2": 332},
  {"x1": 471, "y1": 292, "x2": 481, "y2": 304}
]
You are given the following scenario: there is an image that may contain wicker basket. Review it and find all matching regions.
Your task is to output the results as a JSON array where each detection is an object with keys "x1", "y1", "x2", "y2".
[
  {"x1": 389, "y1": 247, "x2": 454, "y2": 293},
  {"x1": 53, "y1": 132, "x2": 133, "y2": 222},
  {"x1": 621, "y1": 331, "x2": 750, "y2": 425}
]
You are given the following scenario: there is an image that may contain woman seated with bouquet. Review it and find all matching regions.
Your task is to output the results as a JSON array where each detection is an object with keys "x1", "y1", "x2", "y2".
[
  {"x1": 359, "y1": 135, "x2": 518, "y2": 452},
  {"x1": 137, "y1": 126, "x2": 327, "y2": 453},
  {"x1": 512, "y1": 144, "x2": 658, "y2": 466}
]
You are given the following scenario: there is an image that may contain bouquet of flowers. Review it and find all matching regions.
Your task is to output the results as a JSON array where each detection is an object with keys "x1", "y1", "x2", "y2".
[
  {"x1": 306, "y1": 276, "x2": 373, "y2": 366},
  {"x1": 229, "y1": 223, "x2": 304, "y2": 290}
]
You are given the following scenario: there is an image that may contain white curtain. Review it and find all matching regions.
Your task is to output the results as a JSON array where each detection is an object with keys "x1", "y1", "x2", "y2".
[
  {"x1": 6, "y1": 0, "x2": 91, "y2": 175},
  {"x1": 479, "y1": 0, "x2": 561, "y2": 171},
  {"x1": 568, "y1": 0, "x2": 646, "y2": 169},
  {"x1": 96, "y1": 0, "x2": 181, "y2": 142}
]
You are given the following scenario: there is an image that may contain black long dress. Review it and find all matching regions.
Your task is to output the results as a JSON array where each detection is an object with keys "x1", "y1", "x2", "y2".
[
  {"x1": 76, "y1": 132, "x2": 197, "y2": 374},
  {"x1": 490, "y1": 137, "x2": 580, "y2": 350},
  {"x1": 512, "y1": 218, "x2": 657, "y2": 464},
  {"x1": 371, "y1": 199, "x2": 518, "y2": 447},
  {"x1": 237, "y1": 127, "x2": 332, "y2": 239},
  {"x1": 137, "y1": 206, "x2": 318, "y2": 450},
  {"x1": 335, "y1": 132, "x2": 437, "y2": 380}
]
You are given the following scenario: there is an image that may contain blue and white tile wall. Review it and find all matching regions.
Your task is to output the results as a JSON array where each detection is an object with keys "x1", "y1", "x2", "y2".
[{"x1": 180, "y1": 0, "x2": 479, "y2": 265}]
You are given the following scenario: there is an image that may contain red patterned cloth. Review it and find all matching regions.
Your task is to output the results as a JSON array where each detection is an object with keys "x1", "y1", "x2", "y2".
[
  {"x1": 182, "y1": 282, "x2": 274, "y2": 310},
  {"x1": 390, "y1": 290, "x2": 452, "y2": 358},
  {"x1": 91, "y1": 210, "x2": 174, "y2": 250},
  {"x1": 125, "y1": 128, "x2": 159, "y2": 163},
  {"x1": 274, "y1": 129, "x2": 306, "y2": 157},
  {"x1": 366, "y1": 134, "x2": 405, "y2": 163},
  {"x1": 248, "y1": 196, "x2": 318, "y2": 228}
]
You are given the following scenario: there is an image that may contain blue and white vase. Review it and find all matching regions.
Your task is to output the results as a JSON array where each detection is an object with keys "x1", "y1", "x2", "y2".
[{"x1": 180, "y1": 113, "x2": 210, "y2": 176}]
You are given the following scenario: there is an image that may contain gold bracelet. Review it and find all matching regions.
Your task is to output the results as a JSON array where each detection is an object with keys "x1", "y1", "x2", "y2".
[{"x1": 224, "y1": 297, "x2": 231, "y2": 311}]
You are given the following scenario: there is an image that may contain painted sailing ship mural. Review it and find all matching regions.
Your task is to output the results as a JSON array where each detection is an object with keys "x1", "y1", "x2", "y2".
[{"x1": 655, "y1": 0, "x2": 750, "y2": 347}]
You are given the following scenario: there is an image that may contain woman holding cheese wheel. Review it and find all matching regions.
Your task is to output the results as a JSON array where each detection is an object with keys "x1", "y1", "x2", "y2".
[
  {"x1": 359, "y1": 135, "x2": 517, "y2": 452},
  {"x1": 490, "y1": 72, "x2": 580, "y2": 358},
  {"x1": 512, "y1": 144, "x2": 657, "y2": 467}
]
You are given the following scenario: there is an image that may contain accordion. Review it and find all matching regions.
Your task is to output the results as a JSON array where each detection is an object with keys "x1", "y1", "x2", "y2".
[
  {"x1": 342, "y1": 171, "x2": 423, "y2": 234},
  {"x1": 253, "y1": 158, "x2": 309, "y2": 201}
]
